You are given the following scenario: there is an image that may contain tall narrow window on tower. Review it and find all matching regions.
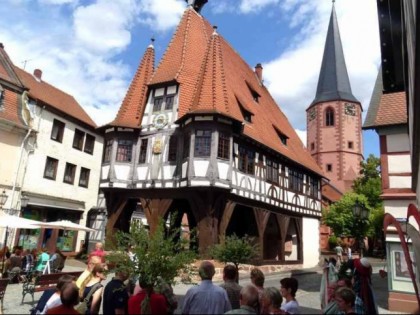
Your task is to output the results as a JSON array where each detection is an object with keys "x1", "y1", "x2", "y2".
[{"x1": 325, "y1": 107, "x2": 335, "y2": 126}]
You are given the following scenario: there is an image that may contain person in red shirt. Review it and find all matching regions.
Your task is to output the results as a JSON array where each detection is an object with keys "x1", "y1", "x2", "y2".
[
  {"x1": 128, "y1": 278, "x2": 167, "y2": 314},
  {"x1": 46, "y1": 282, "x2": 80, "y2": 314},
  {"x1": 89, "y1": 242, "x2": 106, "y2": 263}
]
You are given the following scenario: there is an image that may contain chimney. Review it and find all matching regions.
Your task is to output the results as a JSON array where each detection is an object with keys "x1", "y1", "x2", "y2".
[
  {"x1": 33, "y1": 69, "x2": 42, "y2": 81},
  {"x1": 255, "y1": 63, "x2": 263, "y2": 82},
  {"x1": 0, "y1": 43, "x2": 4, "y2": 49}
]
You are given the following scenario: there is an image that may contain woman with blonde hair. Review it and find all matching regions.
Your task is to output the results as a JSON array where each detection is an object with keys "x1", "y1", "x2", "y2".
[{"x1": 79, "y1": 264, "x2": 106, "y2": 314}]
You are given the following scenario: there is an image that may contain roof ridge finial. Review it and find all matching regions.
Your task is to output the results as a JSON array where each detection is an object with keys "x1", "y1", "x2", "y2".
[{"x1": 212, "y1": 25, "x2": 218, "y2": 36}]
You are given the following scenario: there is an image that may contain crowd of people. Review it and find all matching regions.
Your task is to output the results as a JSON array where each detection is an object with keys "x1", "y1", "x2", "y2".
[
  {"x1": 320, "y1": 256, "x2": 378, "y2": 315},
  {"x1": 26, "y1": 241, "x2": 378, "y2": 315},
  {"x1": 0, "y1": 245, "x2": 66, "y2": 281}
]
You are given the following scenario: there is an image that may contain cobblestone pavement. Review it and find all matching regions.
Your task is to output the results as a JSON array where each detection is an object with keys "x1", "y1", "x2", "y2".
[{"x1": 2, "y1": 257, "x2": 404, "y2": 314}]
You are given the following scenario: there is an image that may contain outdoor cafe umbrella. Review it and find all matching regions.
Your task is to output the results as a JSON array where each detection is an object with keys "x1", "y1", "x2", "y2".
[
  {"x1": 0, "y1": 213, "x2": 43, "y2": 273},
  {"x1": 39, "y1": 220, "x2": 96, "y2": 232}
]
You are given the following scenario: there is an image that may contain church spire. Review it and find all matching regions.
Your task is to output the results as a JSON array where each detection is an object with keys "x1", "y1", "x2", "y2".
[{"x1": 310, "y1": 3, "x2": 358, "y2": 107}]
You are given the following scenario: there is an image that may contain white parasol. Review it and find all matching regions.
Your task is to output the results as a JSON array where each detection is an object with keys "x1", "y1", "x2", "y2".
[{"x1": 39, "y1": 220, "x2": 96, "y2": 232}]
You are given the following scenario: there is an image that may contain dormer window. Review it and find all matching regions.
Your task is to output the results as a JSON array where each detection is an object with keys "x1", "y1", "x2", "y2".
[
  {"x1": 273, "y1": 126, "x2": 288, "y2": 146},
  {"x1": 237, "y1": 98, "x2": 254, "y2": 123},
  {"x1": 152, "y1": 85, "x2": 178, "y2": 113},
  {"x1": 245, "y1": 81, "x2": 260, "y2": 103}
]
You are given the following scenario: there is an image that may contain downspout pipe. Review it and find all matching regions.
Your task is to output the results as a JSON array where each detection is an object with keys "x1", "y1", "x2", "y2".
[{"x1": 9, "y1": 127, "x2": 32, "y2": 210}]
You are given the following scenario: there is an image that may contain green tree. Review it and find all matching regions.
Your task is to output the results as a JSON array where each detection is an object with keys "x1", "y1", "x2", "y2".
[
  {"x1": 210, "y1": 234, "x2": 259, "y2": 280},
  {"x1": 353, "y1": 154, "x2": 384, "y2": 241},
  {"x1": 323, "y1": 193, "x2": 371, "y2": 237},
  {"x1": 353, "y1": 154, "x2": 382, "y2": 209},
  {"x1": 106, "y1": 219, "x2": 197, "y2": 287}
]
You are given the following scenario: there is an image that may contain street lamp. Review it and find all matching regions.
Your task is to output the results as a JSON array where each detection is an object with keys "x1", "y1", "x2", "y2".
[
  {"x1": 353, "y1": 201, "x2": 369, "y2": 257},
  {"x1": 0, "y1": 190, "x2": 7, "y2": 210}
]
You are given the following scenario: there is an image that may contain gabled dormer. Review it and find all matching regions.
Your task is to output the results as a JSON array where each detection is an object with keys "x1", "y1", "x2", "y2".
[{"x1": 273, "y1": 125, "x2": 288, "y2": 146}]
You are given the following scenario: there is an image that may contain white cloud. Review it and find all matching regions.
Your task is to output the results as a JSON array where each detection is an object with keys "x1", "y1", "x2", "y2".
[
  {"x1": 138, "y1": 0, "x2": 185, "y2": 32},
  {"x1": 239, "y1": 0, "x2": 280, "y2": 13},
  {"x1": 73, "y1": 0, "x2": 139, "y2": 54},
  {"x1": 39, "y1": 0, "x2": 78, "y2": 5},
  {"x1": 295, "y1": 129, "x2": 307, "y2": 147}
]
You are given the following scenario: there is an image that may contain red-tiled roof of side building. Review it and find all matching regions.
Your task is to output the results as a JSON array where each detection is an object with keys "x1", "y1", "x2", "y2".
[
  {"x1": 0, "y1": 44, "x2": 27, "y2": 128},
  {"x1": 375, "y1": 92, "x2": 407, "y2": 126},
  {"x1": 14, "y1": 67, "x2": 97, "y2": 128},
  {"x1": 109, "y1": 45, "x2": 155, "y2": 128}
]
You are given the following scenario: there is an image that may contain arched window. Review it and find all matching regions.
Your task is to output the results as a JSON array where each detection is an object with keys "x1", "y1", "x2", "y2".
[{"x1": 325, "y1": 107, "x2": 334, "y2": 126}]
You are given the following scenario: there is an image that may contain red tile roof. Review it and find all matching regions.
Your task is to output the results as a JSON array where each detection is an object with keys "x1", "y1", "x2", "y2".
[
  {"x1": 110, "y1": 45, "x2": 155, "y2": 128},
  {"x1": 0, "y1": 45, "x2": 27, "y2": 127},
  {"x1": 374, "y1": 92, "x2": 407, "y2": 126},
  {"x1": 112, "y1": 8, "x2": 323, "y2": 176},
  {"x1": 14, "y1": 67, "x2": 97, "y2": 128}
]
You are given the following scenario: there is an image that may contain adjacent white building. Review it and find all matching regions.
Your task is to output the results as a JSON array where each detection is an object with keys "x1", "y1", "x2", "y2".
[{"x1": 0, "y1": 44, "x2": 103, "y2": 254}]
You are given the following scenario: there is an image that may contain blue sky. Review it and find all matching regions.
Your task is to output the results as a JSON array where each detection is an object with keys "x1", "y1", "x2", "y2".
[{"x1": 0, "y1": 0, "x2": 381, "y2": 157}]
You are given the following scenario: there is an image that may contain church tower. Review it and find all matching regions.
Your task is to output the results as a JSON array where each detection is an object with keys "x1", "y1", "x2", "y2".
[{"x1": 306, "y1": 3, "x2": 363, "y2": 193}]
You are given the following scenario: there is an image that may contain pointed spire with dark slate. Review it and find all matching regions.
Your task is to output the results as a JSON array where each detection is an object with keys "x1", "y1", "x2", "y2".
[{"x1": 310, "y1": 3, "x2": 358, "y2": 107}]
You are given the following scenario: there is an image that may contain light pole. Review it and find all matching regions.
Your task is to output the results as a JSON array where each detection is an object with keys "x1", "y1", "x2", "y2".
[{"x1": 353, "y1": 201, "x2": 369, "y2": 258}]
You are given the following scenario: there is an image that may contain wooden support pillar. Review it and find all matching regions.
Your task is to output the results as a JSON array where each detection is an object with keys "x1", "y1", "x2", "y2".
[
  {"x1": 253, "y1": 208, "x2": 270, "y2": 260},
  {"x1": 277, "y1": 214, "x2": 290, "y2": 263},
  {"x1": 105, "y1": 197, "x2": 127, "y2": 249},
  {"x1": 140, "y1": 198, "x2": 172, "y2": 234},
  {"x1": 218, "y1": 200, "x2": 236, "y2": 242},
  {"x1": 189, "y1": 191, "x2": 227, "y2": 258}
]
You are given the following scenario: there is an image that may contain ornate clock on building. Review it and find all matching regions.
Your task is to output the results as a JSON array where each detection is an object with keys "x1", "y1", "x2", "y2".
[
  {"x1": 153, "y1": 113, "x2": 168, "y2": 129},
  {"x1": 344, "y1": 103, "x2": 356, "y2": 116}
]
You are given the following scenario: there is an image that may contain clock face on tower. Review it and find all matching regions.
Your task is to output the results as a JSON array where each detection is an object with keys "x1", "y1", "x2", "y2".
[
  {"x1": 344, "y1": 103, "x2": 356, "y2": 116},
  {"x1": 308, "y1": 108, "x2": 316, "y2": 121}
]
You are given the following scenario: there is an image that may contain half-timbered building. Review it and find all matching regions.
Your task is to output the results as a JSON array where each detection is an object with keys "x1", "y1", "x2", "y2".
[{"x1": 98, "y1": 0, "x2": 324, "y2": 265}]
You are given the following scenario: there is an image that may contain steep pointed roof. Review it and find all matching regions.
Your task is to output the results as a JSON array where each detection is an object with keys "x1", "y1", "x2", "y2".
[
  {"x1": 189, "y1": 28, "x2": 230, "y2": 114},
  {"x1": 110, "y1": 44, "x2": 155, "y2": 128},
  {"x1": 145, "y1": 7, "x2": 323, "y2": 176},
  {"x1": 310, "y1": 4, "x2": 358, "y2": 107}
]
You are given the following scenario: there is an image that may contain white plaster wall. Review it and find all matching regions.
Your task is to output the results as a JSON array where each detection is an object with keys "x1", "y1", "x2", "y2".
[
  {"x1": 389, "y1": 176, "x2": 412, "y2": 188},
  {"x1": 23, "y1": 110, "x2": 103, "y2": 209},
  {"x1": 217, "y1": 163, "x2": 229, "y2": 180},
  {"x1": 22, "y1": 109, "x2": 103, "y2": 251},
  {"x1": 114, "y1": 165, "x2": 130, "y2": 180},
  {"x1": 137, "y1": 166, "x2": 148, "y2": 180},
  {"x1": 387, "y1": 133, "x2": 410, "y2": 152},
  {"x1": 101, "y1": 165, "x2": 110, "y2": 180},
  {"x1": 163, "y1": 165, "x2": 176, "y2": 179},
  {"x1": 388, "y1": 155, "x2": 411, "y2": 173},
  {"x1": 302, "y1": 217, "x2": 320, "y2": 268},
  {"x1": 194, "y1": 161, "x2": 209, "y2": 177}
]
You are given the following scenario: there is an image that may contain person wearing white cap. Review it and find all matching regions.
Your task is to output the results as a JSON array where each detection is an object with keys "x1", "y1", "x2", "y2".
[{"x1": 352, "y1": 258, "x2": 378, "y2": 314}]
